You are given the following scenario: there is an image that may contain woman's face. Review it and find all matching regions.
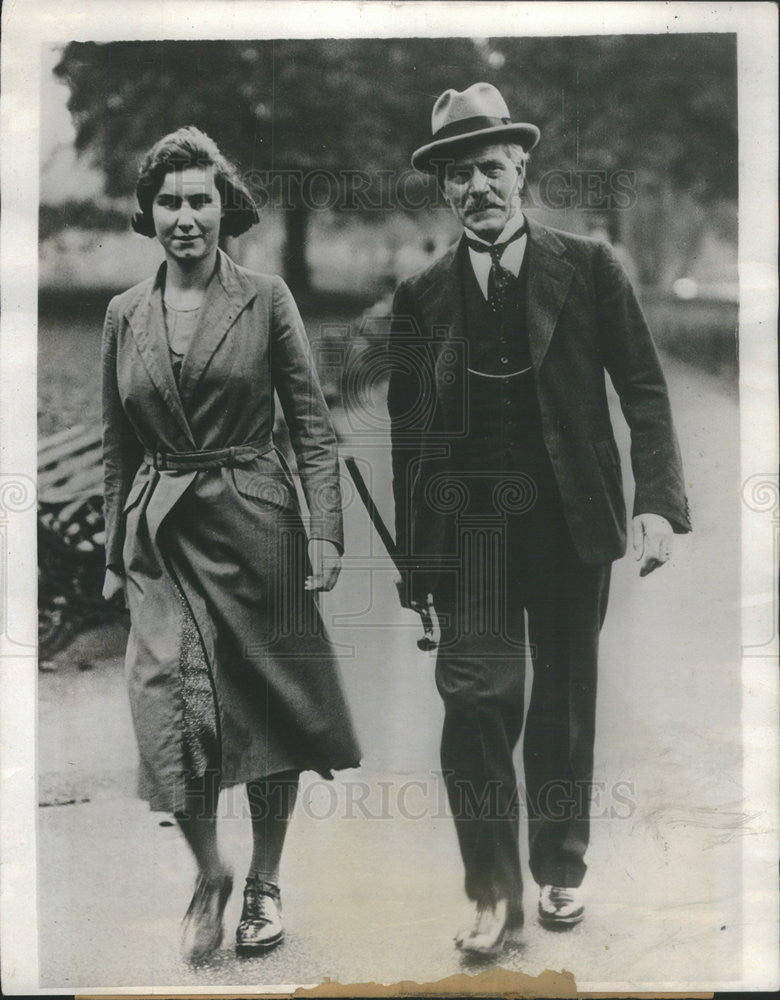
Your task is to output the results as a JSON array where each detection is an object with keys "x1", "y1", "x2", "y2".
[{"x1": 152, "y1": 165, "x2": 223, "y2": 264}]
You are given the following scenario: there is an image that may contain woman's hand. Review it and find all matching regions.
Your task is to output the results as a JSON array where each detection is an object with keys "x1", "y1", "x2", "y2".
[
  {"x1": 102, "y1": 568, "x2": 126, "y2": 602},
  {"x1": 305, "y1": 538, "x2": 342, "y2": 592}
]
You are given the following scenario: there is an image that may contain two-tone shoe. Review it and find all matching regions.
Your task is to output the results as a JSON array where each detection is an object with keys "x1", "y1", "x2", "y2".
[
  {"x1": 537, "y1": 884, "x2": 584, "y2": 927},
  {"x1": 454, "y1": 898, "x2": 521, "y2": 956},
  {"x1": 180, "y1": 867, "x2": 234, "y2": 963},
  {"x1": 235, "y1": 876, "x2": 284, "y2": 955}
]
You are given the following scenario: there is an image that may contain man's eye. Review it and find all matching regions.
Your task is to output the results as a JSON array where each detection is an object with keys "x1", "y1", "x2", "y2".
[
  {"x1": 156, "y1": 196, "x2": 179, "y2": 208},
  {"x1": 190, "y1": 197, "x2": 211, "y2": 209}
]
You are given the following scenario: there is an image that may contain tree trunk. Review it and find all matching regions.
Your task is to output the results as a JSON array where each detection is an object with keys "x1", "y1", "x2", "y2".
[{"x1": 283, "y1": 197, "x2": 311, "y2": 295}]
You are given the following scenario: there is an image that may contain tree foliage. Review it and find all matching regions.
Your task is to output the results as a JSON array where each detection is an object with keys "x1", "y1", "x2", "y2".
[
  {"x1": 491, "y1": 33, "x2": 737, "y2": 203},
  {"x1": 55, "y1": 39, "x2": 487, "y2": 183},
  {"x1": 54, "y1": 38, "x2": 486, "y2": 289},
  {"x1": 53, "y1": 34, "x2": 737, "y2": 289}
]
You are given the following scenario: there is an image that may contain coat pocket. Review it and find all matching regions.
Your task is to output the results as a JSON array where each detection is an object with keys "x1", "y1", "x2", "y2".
[
  {"x1": 122, "y1": 477, "x2": 150, "y2": 514},
  {"x1": 232, "y1": 462, "x2": 299, "y2": 513}
]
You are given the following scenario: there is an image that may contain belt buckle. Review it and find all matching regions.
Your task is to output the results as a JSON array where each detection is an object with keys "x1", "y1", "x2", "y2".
[{"x1": 155, "y1": 448, "x2": 167, "y2": 471}]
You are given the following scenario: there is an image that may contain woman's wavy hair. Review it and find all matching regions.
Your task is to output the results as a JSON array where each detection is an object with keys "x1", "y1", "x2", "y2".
[{"x1": 131, "y1": 126, "x2": 259, "y2": 238}]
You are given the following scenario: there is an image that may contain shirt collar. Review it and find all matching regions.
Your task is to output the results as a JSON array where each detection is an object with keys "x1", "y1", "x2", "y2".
[{"x1": 463, "y1": 210, "x2": 526, "y2": 247}]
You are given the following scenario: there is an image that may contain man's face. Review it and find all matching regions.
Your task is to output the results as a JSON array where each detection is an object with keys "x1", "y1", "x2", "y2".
[{"x1": 443, "y1": 143, "x2": 523, "y2": 242}]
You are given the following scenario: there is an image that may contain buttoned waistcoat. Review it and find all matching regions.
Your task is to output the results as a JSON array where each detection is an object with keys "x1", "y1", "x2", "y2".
[{"x1": 387, "y1": 219, "x2": 691, "y2": 591}]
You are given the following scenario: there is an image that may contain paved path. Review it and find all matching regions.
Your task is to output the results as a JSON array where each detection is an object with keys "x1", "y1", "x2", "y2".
[{"x1": 38, "y1": 357, "x2": 746, "y2": 992}]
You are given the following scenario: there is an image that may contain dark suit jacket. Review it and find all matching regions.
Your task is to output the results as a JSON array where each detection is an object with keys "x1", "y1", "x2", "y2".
[{"x1": 387, "y1": 218, "x2": 691, "y2": 591}]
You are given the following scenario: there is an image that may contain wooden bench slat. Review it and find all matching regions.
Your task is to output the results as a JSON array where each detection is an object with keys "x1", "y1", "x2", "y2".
[
  {"x1": 38, "y1": 428, "x2": 103, "y2": 469},
  {"x1": 39, "y1": 444, "x2": 103, "y2": 489},
  {"x1": 39, "y1": 468, "x2": 104, "y2": 507},
  {"x1": 38, "y1": 424, "x2": 87, "y2": 454},
  {"x1": 37, "y1": 421, "x2": 128, "y2": 658}
]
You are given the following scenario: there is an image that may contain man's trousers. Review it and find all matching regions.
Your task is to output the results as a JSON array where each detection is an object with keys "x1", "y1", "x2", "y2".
[{"x1": 434, "y1": 505, "x2": 611, "y2": 910}]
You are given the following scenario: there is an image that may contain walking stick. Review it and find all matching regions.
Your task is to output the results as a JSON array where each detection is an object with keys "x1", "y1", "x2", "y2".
[{"x1": 343, "y1": 455, "x2": 437, "y2": 651}]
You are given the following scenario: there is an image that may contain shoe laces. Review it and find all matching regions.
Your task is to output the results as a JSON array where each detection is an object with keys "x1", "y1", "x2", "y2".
[
  {"x1": 548, "y1": 886, "x2": 576, "y2": 904},
  {"x1": 242, "y1": 876, "x2": 281, "y2": 925}
]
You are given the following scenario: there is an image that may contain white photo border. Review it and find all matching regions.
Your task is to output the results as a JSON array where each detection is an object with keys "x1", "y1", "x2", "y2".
[{"x1": 1, "y1": 1, "x2": 777, "y2": 994}]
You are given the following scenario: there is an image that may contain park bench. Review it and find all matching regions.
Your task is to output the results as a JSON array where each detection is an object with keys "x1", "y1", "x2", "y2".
[{"x1": 38, "y1": 424, "x2": 125, "y2": 663}]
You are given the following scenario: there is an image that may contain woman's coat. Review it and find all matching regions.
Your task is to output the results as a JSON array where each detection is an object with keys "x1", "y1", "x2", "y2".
[{"x1": 102, "y1": 249, "x2": 361, "y2": 811}]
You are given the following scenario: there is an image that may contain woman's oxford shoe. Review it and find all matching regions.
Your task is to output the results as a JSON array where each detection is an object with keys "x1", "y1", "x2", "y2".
[{"x1": 235, "y1": 876, "x2": 284, "y2": 955}]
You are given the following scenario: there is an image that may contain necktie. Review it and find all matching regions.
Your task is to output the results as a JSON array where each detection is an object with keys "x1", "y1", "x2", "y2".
[{"x1": 466, "y1": 224, "x2": 527, "y2": 313}]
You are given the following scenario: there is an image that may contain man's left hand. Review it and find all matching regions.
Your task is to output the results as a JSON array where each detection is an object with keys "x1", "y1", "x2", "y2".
[
  {"x1": 305, "y1": 538, "x2": 342, "y2": 591},
  {"x1": 632, "y1": 513, "x2": 673, "y2": 577}
]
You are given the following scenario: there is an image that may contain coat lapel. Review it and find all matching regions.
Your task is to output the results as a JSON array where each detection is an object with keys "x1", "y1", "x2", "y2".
[
  {"x1": 125, "y1": 265, "x2": 195, "y2": 446},
  {"x1": 415, "y1": 223, "x2": 576, "y2": 431},
  {"x1": 417, "y1": 241, "x2": 464, "y2": 342},
  {"x1": 420, "y1": 223, "x2": 575, "y2": 376},
  {"x1": 177, "y1": 249, "x2": 258, "y2": 405},
  {"x1": 525, "y1": 219, "x2": 575, "y2": 370},
  {"x1": 417, "y1": 241, "x2": 468, "y2": 420}
]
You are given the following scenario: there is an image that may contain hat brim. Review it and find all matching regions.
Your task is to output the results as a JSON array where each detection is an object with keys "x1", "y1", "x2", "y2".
[{"x1": 411, "y1": 122, "x2": 540, "y2": 172}]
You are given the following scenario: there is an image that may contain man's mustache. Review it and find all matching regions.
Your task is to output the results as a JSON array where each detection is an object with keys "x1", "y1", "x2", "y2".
[{"x1": 465, "y1": 199, "x2": 503, "y2": 211}]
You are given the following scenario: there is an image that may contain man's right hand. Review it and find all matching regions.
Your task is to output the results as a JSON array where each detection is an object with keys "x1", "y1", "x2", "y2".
[{"x1": 102, "y1": 568, "x2": 126, "y2": 603}]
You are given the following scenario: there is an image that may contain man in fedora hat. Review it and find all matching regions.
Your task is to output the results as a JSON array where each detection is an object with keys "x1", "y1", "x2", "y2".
[{"x1": 387, "y1": 82, "x2": 690, "y2": 955}]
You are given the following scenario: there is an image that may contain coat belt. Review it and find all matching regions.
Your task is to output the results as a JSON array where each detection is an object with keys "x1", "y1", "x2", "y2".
[{"x1": 144, "y1": 439, "x2": 272, "y2": 471}]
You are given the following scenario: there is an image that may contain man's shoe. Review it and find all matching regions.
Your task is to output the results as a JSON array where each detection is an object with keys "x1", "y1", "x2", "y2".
[
  {"x1": 537, "y1": 884, "x2": 584, "y2": 927},
  {"x1": 180, "y1": 867, "x2": 233, "y2": 963},
  {"x1": 455, "y1": 898, "x2": 513, "y2": 956},
  {"x1": 235, "y1": 876, "x2": 284, "y2": 955}
]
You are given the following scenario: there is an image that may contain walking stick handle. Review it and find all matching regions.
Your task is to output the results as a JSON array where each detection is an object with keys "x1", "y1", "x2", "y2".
[
  {"x1": 417, "y1": 606, "x2": 437, "y2": 652},
  {"x1": 343, "y1": 455, "x2": 438, "y2": 650}
]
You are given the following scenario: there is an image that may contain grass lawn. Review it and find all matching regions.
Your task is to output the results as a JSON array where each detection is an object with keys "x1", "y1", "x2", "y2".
[{"x1": 38, "y1": 297, "x2": 106, "y2": 437}]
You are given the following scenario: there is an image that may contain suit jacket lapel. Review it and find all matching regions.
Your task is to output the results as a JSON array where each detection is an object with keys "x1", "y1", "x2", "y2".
[
  {"x1": 415, "y1": 224, "x2": 576, "y2": 430},
  {"x1": 417, "y1": 241, "x2": 468, "y2": 420},
  {"x1": 525, "y1": 219, "x2": 575, "y2": 370},
  {"x1": 420, "y1": 225, "x2": 575, "y2": 376},
  {"x1": 177, "y1": 249, "x2": 258, "y2": 405},
  {"x1": 125, "y1": 265, "x2": 195, "y2": 446},
  {"x1": 417, "y1": 241, "x2": 464, "y2": 343}
]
